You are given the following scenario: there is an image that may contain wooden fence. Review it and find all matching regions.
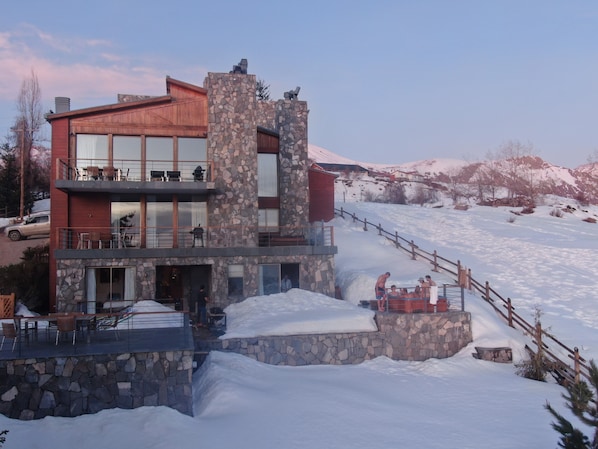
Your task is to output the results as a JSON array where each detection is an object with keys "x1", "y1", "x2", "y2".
[{"x1": 336, "y1": 206, "x2": 589, "y2": 385}]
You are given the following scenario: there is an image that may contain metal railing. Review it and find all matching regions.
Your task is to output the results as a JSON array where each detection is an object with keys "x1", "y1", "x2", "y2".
[
  {"x1": 57, "y1": 223, "x2": 335, "y2": 250},
  {"x1": 56, "y1": 158, "x2": 214, "y2": 183},
  {"x1": 336, "y1": 206, "x2": 590, "y2": 385},
  {"x1": 2, "y1": 310, "x2": 193, "y2": 360}
]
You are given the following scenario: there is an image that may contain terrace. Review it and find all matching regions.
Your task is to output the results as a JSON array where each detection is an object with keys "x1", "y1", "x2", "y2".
[
  {"x1": 0, "y1": 309, "x2": 194, "y2": 360},
  {"x1": 54, "y1": 158, "x2": 215, "y2": 194},
  {"x1": 55, "y1": 224, "x2": 335, "y2": 251}
]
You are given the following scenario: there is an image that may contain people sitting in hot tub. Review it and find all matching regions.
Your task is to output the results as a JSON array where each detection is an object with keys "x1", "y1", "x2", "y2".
[{"x1": 387, "y1": 285, "x2": 401, "y2": 300}]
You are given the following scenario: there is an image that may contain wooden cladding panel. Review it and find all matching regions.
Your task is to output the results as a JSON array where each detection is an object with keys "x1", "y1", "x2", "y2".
[{"x1": 257, "y1": 131, "x2": 279, "y2": 154}]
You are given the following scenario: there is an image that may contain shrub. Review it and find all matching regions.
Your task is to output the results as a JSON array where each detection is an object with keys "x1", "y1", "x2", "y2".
[
  {"x1": 550, "y1": 208, "x2": 564, "y2": 218},
  {"x1": 545, "y1": 360, "x2": 598, "y2": 448}
]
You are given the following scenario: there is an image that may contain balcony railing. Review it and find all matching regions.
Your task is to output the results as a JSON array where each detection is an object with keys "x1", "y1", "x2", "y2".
[
  {"x1": 56, "y1": 158, "x2": 213, "y2": 183},
  {"x1": 56, "y1": 224, "x2": 335, "y2": 250}
]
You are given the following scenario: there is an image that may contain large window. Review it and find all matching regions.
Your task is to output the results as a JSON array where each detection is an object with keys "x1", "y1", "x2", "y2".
[
  {"x1": 179, "y1": 137, "x2": 207, "y2": 181},
  {"x1": 146, "y1": 196, "x2": 173, "y2": 248},
  {"x1": 146, "y1": 137, "x2": 173, "y2": 178},
  {"x1": 258, "y1": 153, "x2": 278, "y2": 196},
  {"x1": 76, "y1": 134, "x2": 108, "y2": 169},
  {"x1": 177, "y1": 195, "x2": 207, "y2": 247},
  {"x1": 85, "y1": 267, "x2": 135, "y2": 313},
  {"x1": 111, "y1": 198, "x2": 141, "y2": 248}
]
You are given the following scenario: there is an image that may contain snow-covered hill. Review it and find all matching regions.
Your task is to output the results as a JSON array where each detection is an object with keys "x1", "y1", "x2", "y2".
[{"x1": 308, "y1": 144, "x2": 598, "y2": 205}]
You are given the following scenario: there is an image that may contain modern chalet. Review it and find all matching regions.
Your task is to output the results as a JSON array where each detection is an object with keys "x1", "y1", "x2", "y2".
[{"x1": 46, "y1": 62, "x2": 337, "y2": 314}]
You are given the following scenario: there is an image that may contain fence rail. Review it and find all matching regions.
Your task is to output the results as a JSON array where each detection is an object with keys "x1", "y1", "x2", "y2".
[{"x1": 336, "y1": 206, "x2": 589, "y2": 385}]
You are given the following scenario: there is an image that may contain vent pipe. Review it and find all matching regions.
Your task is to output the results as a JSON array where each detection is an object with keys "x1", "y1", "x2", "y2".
[{"x1": 55, "y1": 97, "x2": 71, "y2": 113}]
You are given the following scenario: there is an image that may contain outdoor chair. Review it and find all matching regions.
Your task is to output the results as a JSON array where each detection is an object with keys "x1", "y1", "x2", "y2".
[
  {"x1": 55, "y1": 314, "x2": 77, "y2": 345},
  {"x1": 90, "y1": 314, "x2": 120, "y2": 340},
  {"x1": 166, "y1": 170, "x2": 181, "y2": 181},
  {"x1": 150, "y1": 170, "x2": 164, "y2": 181},
  {"x1": 86, "y1": 166, "x2": 100, "y2": 180},
  {"x1": 1, "y1": 321, "x2": 19, "y2": 351},
  {"x1": 102, "y1": 166, "x2": 116, "y2": 180}
]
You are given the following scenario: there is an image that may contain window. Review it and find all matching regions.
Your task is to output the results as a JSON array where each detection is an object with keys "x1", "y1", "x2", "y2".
[
  {"x1": 113, "y1": 136, "x2": 141, "y2": 179},
  {"x1": 258, "y1": 209, "x2": 279, "y2": 232},
  {"x1": 85, "y1": 267, "x2": 135, "y2": 313},
  {"x1": 76, "y1": 134, "x2": 108, "y2": 169},
  {"x1": 258, "y1": 264, "x2": 281, "y2": 295},
  {"x1": 146, "y1": 196, "x2": 173, "y2": 248},
  {"x1": 146, "y1": 137, "x2": 173, "y2": 179},
  {"x1": 179, "y1": 137, "x2": 207, "y2": 181},
  {"x1": 258, "y1": 153, "x2": 278, "y2": 196},
  {"x1": 177, "y1": 195, "x2": 207, "y2": 247},
  {"x1": 228, "y1": 265, "x2": 244, "y2": 301}
]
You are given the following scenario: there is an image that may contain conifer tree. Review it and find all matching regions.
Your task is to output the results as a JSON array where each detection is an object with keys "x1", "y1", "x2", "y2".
[{"x1": 545, "y1": 360, "x2": 598, "y2": 448}]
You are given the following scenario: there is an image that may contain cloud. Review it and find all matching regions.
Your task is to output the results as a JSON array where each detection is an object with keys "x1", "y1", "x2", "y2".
[{"x1": 0, "y1": 24, "x2": 202, "y2": 112}]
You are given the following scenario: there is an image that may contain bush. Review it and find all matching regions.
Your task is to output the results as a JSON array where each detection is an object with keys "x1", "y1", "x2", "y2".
[
  {"x1": 0, "y1": 244, "x2": 49, "y2": 313},
  {"x1": 550, "y1": 208, "x2": 564, "y2": 218}
]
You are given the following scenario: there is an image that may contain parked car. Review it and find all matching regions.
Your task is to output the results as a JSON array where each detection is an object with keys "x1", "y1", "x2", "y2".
[{"x1": 4, "y1": 211, "x2": 51, "y2": 241}]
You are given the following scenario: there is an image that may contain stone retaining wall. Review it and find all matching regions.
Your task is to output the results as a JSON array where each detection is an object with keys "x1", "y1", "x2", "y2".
[
  {"x1": 0, "y1": 350, "x2": 194, "y2": 420},
  {"x1": 199, "y1": 311, "x2": 472, "y2": 365}
]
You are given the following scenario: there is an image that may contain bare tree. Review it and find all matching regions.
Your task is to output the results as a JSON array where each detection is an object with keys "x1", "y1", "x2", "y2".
[{"x1": 11, "y1": 69, "x2": 45, "y2": 217}]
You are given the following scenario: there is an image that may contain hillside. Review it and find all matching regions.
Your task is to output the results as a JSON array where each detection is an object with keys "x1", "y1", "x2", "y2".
[{"x1": 309, "y1": 144, "x2": 598, "y2": 206}]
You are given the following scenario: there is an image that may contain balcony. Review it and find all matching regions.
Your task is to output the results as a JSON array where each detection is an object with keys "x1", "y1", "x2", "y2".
[
  {"x1": 55, "y1": 158, "x2": 215, "y2": 194},
  {"x1": 54, "y1": 224, "x2": 337, "y2": 259}
]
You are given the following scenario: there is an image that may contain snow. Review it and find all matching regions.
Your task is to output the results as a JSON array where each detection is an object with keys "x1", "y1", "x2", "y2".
[{"x1": 1, "y1": 198, "x2": 597, "y2": 447}]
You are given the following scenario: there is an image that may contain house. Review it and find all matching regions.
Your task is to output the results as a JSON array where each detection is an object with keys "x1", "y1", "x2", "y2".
[
  {"x1": 46, "y1": 63, "x2": 337, "y2": 314},
  {"x1": 308, "y1": 163, "x2": 337, "y2": 222}
]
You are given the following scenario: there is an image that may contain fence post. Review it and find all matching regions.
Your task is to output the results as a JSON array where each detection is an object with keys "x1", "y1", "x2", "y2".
[
  {"x1": 363, "y1": 218, "x2": 368, "y2": 231},
  {"x1": 507, "y1": 298, "x2": 513, "y2": 328},
  {"x1": 394, "y1": 231, "x2": 400, "y2": 249},
  {"x1": 378, "y1": 223, "x2": 382, "y2": 236},
  {"x1": 410, "y1": 240, "x2": 416, "y2": 260},
  {"x1": 574, "y1": 347, "x2": 580, "y2": 384},
  {"x1": 485, "y1": 281, "x2": 490, "y2": 303},
  {"x1": 352, "y1": 212, "x2": 356, "y2": 222},
  {"x1": 460, "y1": 285, "x2": 465, "y2": 311},
  {"x1": 535, "y1": 321, "x2": 543, "y2": 356},
  {"x1": 340, "y1": 207, "x2": 344, "y2": 218},
  {"x1": 467, "y1": 268, "x2": 472, "y2": 290},
  {"x1": 432, "y1": 250, "x2": 439, "y2": 272}
]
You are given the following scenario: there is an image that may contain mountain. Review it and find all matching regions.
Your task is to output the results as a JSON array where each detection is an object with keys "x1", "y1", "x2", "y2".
[{"x1": 308, "y1": 144, "x2": 598, "y2": 206}]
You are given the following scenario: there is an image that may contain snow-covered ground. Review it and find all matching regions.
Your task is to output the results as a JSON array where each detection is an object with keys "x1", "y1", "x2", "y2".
[{"x1": 1, "y1": 198, "x2": 597, "y2": 448}]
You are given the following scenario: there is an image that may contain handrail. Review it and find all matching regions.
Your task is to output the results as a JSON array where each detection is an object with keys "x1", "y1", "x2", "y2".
[
  {"x1": 56, "y1": 223, "x2": 335, "y2": 250},
  {"x1": 56, "y1": 158, "x2": 214, "y2": 183},
  {"x1": 335, "y1": 206, "x2": 590, "y2": 384}
]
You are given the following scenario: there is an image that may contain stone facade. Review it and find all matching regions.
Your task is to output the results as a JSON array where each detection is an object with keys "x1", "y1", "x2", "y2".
[
  {"x1": 0, "y1": 350, "x2": 194, "y2": 420},
  {"x1": 56, "y1": 253, "x2": 336, "y2": 312},
  {"x1": 53, "y1": 69, "x2": 335, "y2": 313},
  {"x1": 198, "y1": 311, "x2": 472, "y2": 365}
]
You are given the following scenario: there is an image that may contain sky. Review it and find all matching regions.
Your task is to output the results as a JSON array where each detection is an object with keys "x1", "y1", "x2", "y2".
[
  {"x1": 2, "y1": 1, "x2": 598, "y2": 168},
  {"x1": 2, "y1": 191, "x2": 598, "y2": 447}
]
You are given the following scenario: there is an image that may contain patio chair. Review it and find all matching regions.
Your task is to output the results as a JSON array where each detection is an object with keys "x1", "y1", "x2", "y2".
[
  {"x1": 102, "y1": 166, "x2": 116, "y2": 180},
  {"x1": 1, "y1": 321, "x2": 19, "y2": 351},
  {"x1": 166, "y1": 170, "x2": 181, "y2": 181},
  {"x1": 150, "y1": 170, "x2": 164, "y2": 181},
  {"x1": 91, "y1": 314, "x2": 120, "y2": 340},
  {"x1": 55, "y1": 314, "x2": 77, "y2": 345},
  {"x1": 86, "y1": 166, "x2": 100, "y2": 180}
]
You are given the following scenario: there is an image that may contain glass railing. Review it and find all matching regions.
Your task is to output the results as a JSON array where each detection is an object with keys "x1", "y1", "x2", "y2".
[
  {"x1": 56, "y1": 158, "x2": 213, "y2": 182},
  {"x1": 56, "y1": 224, "x2": 335, "y2": 250}
]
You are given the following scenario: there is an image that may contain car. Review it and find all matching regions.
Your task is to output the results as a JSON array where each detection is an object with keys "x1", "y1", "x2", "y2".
[{"x1": 4, "y1": 212, "x2": 51, "y2": 241}]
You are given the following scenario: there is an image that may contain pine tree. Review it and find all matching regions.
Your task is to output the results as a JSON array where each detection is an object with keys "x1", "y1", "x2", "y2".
[
  {"x1": 0, "y1": 143, "x2": 21, "y2": 216},
  {"x1": 545, "y1": 359, "x2": 598, "y2": 448}
]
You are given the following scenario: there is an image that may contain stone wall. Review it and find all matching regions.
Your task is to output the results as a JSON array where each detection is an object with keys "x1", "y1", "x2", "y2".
[
  {"x1": 198, "y1": 311, "x2": 472, "y2": 365},
  {"x1": 56, "y1": 253, "x2": 336, "y2": 312},
  {"x1": 0, "y1": 350, "x2": 194, "y2": 420}
]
